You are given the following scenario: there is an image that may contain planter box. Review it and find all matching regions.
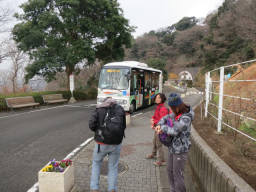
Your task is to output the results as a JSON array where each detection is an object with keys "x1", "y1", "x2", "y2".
[{"x1": 38, "y1": 163, "x2": 74, "y2": 192}]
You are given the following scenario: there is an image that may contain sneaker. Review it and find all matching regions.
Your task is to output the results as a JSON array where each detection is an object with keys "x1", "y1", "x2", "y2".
[
  {"x1": 145, "y1": 154, "x2": 156, "y2": 159},
  {"x1": 153, "y1": 161, "x2": 166, "y2": 166}
]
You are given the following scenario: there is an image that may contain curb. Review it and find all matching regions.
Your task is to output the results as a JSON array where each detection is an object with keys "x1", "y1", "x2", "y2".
[{"x1": 156, "y1": 164, "x2": 162, "y2": 192}]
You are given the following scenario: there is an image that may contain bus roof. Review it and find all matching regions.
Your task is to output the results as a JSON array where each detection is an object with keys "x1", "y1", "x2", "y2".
[{"x1": 104, "y1": 61, "x2": 162, "y2": 73}]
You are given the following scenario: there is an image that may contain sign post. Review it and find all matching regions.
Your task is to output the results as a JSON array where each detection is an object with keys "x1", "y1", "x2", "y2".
[{"x1": 69, "y1": 74, "x2": 76, "y2": 103}]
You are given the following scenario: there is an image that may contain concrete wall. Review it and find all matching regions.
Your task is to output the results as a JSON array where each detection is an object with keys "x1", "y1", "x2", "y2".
[{"x1": 188, "y1": 126, "x2": 255, "y2": 192}]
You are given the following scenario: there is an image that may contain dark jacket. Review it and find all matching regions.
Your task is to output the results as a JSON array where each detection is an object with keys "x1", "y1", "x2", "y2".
[
  {"x1": 157, "y1": 106, "x2": 194, "y2": 154},
  {"x1": 89, "y1": 101, "x2": 126, "y2": 145}
]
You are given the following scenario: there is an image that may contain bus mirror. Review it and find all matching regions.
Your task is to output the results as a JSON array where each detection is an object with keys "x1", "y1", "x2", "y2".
[{"x1": 125, "y1": 72, "x2": 131, "y2": 80}]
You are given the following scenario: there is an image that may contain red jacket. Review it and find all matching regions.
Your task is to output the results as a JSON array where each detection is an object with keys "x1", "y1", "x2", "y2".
[{"x1": 152, "y1": 103, "x2": 169, "y2": 126}]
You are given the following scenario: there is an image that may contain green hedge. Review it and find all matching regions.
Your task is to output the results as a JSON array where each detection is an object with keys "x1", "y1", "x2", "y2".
[
  {"x1": 0, "y1": 88, "x2": 98, "y2": 111},
  {"x1": 86, "y1": 87, "x2": 98, "y2": 99}
]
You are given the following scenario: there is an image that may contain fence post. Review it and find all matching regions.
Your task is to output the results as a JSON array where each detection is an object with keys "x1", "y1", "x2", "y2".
[
  {"x1": 205, "y1": 72, "x2": 210, "y2": 117},
  {"x1": 217, "y1": 67, "x2": 224, "y2": 132},
  {"x1": 209, "y1": 77, "x2": 212, "y2": 101}
]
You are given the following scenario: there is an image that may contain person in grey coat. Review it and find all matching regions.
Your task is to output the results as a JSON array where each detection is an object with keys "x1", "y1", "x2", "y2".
[{"x1": 155, "y1": 93, "x2": 194, "y2": 192}]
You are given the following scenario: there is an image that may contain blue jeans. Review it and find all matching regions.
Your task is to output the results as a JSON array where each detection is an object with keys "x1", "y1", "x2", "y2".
[{"x1": 90, "y1": 143, "x2": 122, "y2": 191}]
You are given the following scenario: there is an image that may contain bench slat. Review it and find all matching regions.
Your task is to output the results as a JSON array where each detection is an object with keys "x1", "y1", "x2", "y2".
[
  {"x1": 5, "y1": 96, "x2": 39, "y2": 109},
  {"x1": 43, "y1": 94, "x2": 67, "y2": 104},
  {"x1": 47, "y1": 99, "x2": 67, "y2": 104},
  {"x1": 12, "y1": 103, "x2": 40, "y2": 108}
]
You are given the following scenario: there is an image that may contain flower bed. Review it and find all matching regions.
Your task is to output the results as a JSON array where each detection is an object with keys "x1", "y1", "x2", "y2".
[
  {"x1": 41, "y1": 159, "x2": 72, "y2": 172},
  {"x1": 39, "y1": 159, "x2": 74, "y2": 192}
]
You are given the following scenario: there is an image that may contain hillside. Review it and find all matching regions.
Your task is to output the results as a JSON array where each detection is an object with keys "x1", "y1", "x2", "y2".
[{"x1": 125, "y1": 0, "x2": 256, "y2": 74}]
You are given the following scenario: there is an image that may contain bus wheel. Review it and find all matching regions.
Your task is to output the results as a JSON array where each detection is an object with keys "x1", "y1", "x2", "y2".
[{"x1": 129, "y1": 101, "x2": 136, "y2": 114}]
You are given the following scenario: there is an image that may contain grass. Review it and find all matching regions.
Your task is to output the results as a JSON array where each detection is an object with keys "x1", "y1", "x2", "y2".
[{"x1": 239, "y1": 123, "x2": 256, "y2": 139}]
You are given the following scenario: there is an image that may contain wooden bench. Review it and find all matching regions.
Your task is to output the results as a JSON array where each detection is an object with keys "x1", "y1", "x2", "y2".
[
  {"x1": 42, "y1": 94, "x2": 68, "y2": 104},
  {"x1": 5, "y1": 96, "x2": 40, "y2": 110}
]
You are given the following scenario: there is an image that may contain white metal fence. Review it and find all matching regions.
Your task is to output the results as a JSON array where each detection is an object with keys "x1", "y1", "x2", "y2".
[{"x1": 204, "y1": 59, "x2": 256, "y2": 142}]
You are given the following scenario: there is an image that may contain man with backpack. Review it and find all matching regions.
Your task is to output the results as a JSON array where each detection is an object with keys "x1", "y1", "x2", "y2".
[{"x1": 89, "y1": 97, "x2": 126, "y2": 192}]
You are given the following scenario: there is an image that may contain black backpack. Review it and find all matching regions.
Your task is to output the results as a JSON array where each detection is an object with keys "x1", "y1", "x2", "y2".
[{"x1": 98, "y1": 104, "x2": 125, "y2": 145}]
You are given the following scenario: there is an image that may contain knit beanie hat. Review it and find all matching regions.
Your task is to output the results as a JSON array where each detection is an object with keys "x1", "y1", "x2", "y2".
[{"x1": 168, "y1": 93, "x2": 183, "y2": 106}]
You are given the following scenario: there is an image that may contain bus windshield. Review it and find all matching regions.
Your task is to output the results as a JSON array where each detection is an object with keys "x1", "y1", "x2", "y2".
[{"x1": 99, "y1": 68, "x2": 130, "y2": 90}]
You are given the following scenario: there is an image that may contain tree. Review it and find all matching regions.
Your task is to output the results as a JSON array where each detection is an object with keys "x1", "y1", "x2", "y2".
[
  {"x1": 174, "y1": 17, "x2": 198, "y2": 31},
  {"x1": 130, "y1": 43, "x2": 140, "y2": 60},
  {"x1": 0, "y1": 1, "x2": 11, "y2": 63},
  {"x1": 0, "y1": 70, "x2": 11, "y2": 93},
  {"x1": 7, "y1": 41, "x2": 27, "y2": 93},
  {"x1": 12, "y1": 0, "x2": 133, "y2": 90},
  {"x1": 0, "y1": 40, "x2": 8, "y2": 63},
  {"x1": 0, "y1": 1, "x2": 10, "y2": 33},
  {"x1": 146, "y1": 58, "x2": 168, "y2": 81}
]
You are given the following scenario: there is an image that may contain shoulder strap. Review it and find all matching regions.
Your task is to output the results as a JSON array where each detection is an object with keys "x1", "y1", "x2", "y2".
[
  {"x1": 103, "y1": 107, "x2": 110, "y2": 127},
  {"x1": 175, "y1": 113, "x2": 182, "y2": 121}
]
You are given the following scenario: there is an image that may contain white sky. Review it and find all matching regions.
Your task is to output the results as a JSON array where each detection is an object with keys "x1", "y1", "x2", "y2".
[
  {"x1": 118, "y1": 0, "x2": 224, "y2": 37},
  {"x1": 0, "y1": 0, "x2": 225, "y2": 70}
]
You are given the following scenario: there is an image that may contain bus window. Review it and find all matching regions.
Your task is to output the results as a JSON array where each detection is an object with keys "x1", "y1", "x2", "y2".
[
  {"x1": 99, "y1": 68, "x2": 129, "y2": 90},
  {"x1": 152, "y1": 72, "x2": 159, "y2": 90},
  {"x1": 131, "y1": 71, "x2": 137, "y2": 92},
  {"x1": 145, "y1": 71, "x2": 151, "y2": 90}
]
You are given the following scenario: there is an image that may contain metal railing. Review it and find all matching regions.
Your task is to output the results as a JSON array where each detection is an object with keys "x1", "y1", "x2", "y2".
[{"x1": 204, "y1": 59, "x2": 256, "y2": 142}]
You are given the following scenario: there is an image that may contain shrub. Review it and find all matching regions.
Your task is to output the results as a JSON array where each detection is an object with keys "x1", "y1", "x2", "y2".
[
  {"x1": 73, "y1": 91, "x2": 87, "y2": 100},
  {"x1": 57, "y1": 91, "x2": 71, "y2": 100},
  {"x1": 0, "y1": 97, "x2": 7, "y2": 111},
  {"x1": 186, "y1": 80, "x2": 193, "y2": 88},
  {"x1": 87, "y1": 87, "x2": 98, "y2": 99}
]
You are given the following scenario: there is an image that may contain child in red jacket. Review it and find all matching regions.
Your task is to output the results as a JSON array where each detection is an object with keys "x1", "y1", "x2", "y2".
[{"x1": 146, "y1": 93, "x2": 169, "y2": 166}]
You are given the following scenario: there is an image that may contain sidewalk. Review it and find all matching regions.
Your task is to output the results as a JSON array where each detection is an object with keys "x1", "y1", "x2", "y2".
[{"x1": 71, "y1": 94, "x2": 202, "y2": 192}]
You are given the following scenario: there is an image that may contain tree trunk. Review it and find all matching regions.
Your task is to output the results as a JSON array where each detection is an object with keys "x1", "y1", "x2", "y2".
[
  {"x1": 12, "y1": 77, "x2": 16, "y2": 93},
  {"x1": 66, "y1": 72, "x2": 70, "y2": 91},
  {"x1": 12, "y1": 80, "x2": 15, "y2": 93}
]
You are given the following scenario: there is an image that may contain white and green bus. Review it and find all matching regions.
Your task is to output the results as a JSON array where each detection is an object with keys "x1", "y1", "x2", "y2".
[{"x1": 97, "y1": 61, "x2": 163, "y2": 113}]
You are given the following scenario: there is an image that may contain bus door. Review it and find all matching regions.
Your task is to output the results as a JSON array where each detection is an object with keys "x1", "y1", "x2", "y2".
[
  {"x1": 131, "y1": 69, "x2": 144, "y2": 109},
  {"x1": 151, "y1": 72, "x2": 160, "y2": 104},
  {"x1": 137, "y1": 70, "x2": 144, "y2": 108},
  {"x1": 144, "y1": 71, "x2": 151, "y2": 106}
]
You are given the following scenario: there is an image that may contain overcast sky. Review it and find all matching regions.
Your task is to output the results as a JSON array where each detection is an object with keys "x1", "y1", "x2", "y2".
[
  {"x1": 0, "y1": 0, "x2": 225, "y2": 70},
  {"x1": 118, "y1": 0, "x2": 225, "y2": 37}
]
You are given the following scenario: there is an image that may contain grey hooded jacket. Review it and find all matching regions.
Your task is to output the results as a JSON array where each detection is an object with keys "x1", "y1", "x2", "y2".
[{"x1": 157, "y1": 106, "x2": 194, "y2": 154}]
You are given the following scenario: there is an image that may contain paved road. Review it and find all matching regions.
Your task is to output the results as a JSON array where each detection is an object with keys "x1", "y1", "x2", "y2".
[{"x1": 0, "y1": 101, "x2": 96, "y2": 192}]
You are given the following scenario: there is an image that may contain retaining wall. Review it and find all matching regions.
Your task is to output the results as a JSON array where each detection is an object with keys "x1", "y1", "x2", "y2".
[{"x1": 188, "y1": 126, "x2": 255, "y2": 192}]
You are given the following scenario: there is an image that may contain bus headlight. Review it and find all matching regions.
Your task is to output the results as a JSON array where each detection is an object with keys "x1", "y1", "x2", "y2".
[
  {"x1": 117, "y1": 99, "x2": 127, "y2": 105},
  {"x1": 97, "y1": 97, "x2": 105, "y2": 103}
]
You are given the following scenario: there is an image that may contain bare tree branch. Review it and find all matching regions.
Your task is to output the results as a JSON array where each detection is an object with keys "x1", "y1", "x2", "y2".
[
  {"x1": 0, "y1": 1, "x2": 12, "y2": 63},
  {"x1": 0, "y1": 5, "x2": 11, "y2": 33},
  {"x1": 5, "y1": 41, "x2": 28, "y2": 93}
]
